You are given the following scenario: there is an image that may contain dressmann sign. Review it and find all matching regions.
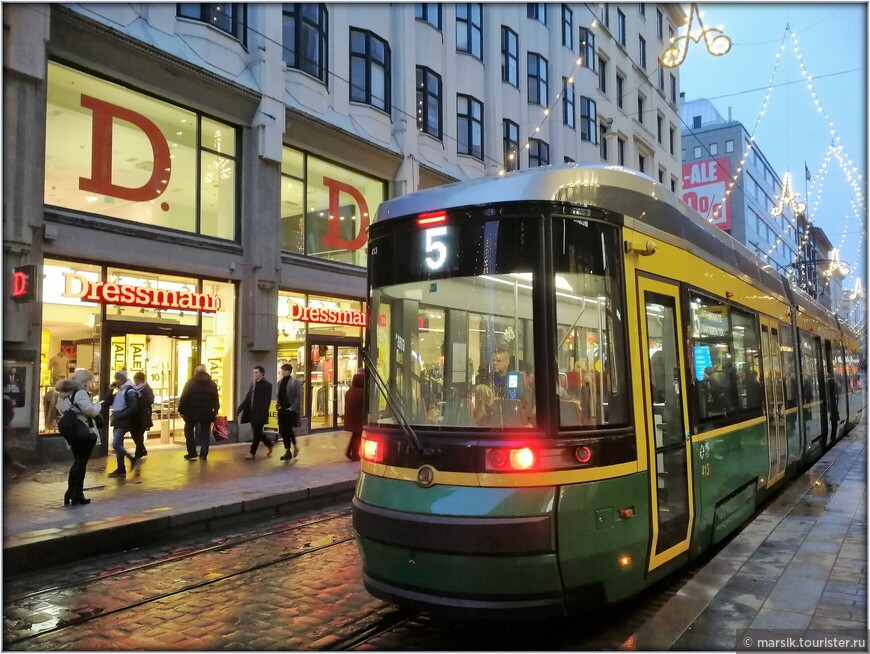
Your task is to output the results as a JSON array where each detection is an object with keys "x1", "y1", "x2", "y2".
[{"x1": 61, "y1": 272, "x2": 222, "y2": 313}]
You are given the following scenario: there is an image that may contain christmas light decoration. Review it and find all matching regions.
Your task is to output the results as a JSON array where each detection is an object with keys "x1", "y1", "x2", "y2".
[
  {"x1": 661, "y1": 3, "x2": 732, "y2": 68},
  {"x1": 771, "y1": 172, "x2": 806, "y2": 217},
  {"x1": 823, "y1": 248, "x2": 850, "y2": 280}
]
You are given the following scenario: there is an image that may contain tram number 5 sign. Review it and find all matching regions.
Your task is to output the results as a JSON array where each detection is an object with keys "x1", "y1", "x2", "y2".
[
  {"x1": 424, "y1": 227, "x2": 449, "y2": 270},
  {"x1": 682, "y1": 157, "x2": 731, "y2": 232}
]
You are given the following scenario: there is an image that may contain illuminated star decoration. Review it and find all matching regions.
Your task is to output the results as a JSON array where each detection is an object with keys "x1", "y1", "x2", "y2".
[
  {"x1": 824, "y1": 248, "x2": 850, "y2": 279},
  {"x1": 770, "y1": 172, "x2": 806, "y2": 217},
  {"x1": 661, "y1": 3, "x2": 732, "y2": 69}
]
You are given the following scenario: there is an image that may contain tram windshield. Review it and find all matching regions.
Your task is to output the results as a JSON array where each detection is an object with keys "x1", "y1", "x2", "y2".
[{"x1": 367, "y1": 212, "x2": 628, "y2": 432}]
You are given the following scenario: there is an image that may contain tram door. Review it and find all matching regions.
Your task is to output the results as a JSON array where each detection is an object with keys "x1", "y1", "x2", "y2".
[
  {"x1": 638, "y1": 278, "x2": 694, "y2": 571},
  {"x1": 760, "y1": 319, "x2": 787, "y2": 487}
]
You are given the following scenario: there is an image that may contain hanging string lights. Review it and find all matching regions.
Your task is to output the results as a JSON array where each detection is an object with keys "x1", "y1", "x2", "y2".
[
  {"x1": 789, "y1": 30, "x2": 866, "y2": 212},
  {"x1": 718, "y1": 38, "x2": 788, "y2": 217}
]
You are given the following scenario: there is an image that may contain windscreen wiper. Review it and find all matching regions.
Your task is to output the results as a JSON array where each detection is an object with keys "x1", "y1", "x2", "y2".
[{"x1": 361, "y1": 347, "x2": 432, "y2": 458}]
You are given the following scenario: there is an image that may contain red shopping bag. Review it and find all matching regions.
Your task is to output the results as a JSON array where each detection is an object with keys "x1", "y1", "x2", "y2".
[{"x1": 212, "y1": 416, "x2": 229, "y2": 441}]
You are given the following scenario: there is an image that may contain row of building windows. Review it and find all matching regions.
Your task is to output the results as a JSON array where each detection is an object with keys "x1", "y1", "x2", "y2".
[
  {"x1": 184, "y1": 3, "x2": 680, "y2": 115},
  {"x1": 686, "y1": 140, "x2": 736, "y2": 161},
  {"x1": 183, "y1": 3, "x2": 678, "y2": 173}
]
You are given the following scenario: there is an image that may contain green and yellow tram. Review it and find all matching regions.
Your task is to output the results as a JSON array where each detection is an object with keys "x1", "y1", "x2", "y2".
[{"x1": 351, "y1": 165, "x2": 864, "y2": 617}]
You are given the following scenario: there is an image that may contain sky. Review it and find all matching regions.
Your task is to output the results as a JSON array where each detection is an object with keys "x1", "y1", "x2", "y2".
[{"x1": 677, "y1": 2, "x2": 867, "y2": 320}]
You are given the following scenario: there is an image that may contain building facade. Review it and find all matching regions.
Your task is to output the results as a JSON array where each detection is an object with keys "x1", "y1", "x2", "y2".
[
  {"x1": 3, "y1": 2, "x2": 684, "y2": 461},
  {"x1": 679, "y1": 97, "x2": 847, "y2": 313}
]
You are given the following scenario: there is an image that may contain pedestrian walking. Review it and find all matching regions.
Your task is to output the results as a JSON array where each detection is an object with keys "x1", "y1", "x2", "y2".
[
  {"x1": 238, "y1": 365, "x2": 274, "y2": 459},
  {"x1": 344, "y1": 370, "x2": 365, "y2": 461},
  {"x1": 130, "y1": 371, "x2": 154, "y2": 463},
  {"x1": 55, "y1": 368, "x2": 103, "y2": 505},
  {"x1": 3, "y1": 395, "x2": 27, "y2": 479},
  {"x1": 178, "y1": 365, "x2": 220, "y2": 461},
  {"x1": 108, "y1": 369, "x2": 138, "y2": 478},
  {"x1": 276, "y1": 363, "x2": 302, "y2": 460}
]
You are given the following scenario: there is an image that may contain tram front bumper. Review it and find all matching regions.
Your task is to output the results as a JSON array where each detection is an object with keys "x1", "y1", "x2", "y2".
[{"x1": 352, "y1": 474, "x2": 568, "y2": 616}]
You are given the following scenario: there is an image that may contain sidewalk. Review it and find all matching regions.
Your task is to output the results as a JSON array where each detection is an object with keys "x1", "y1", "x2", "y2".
[
  {"x1": 629, "y1": 419, "x2": 867, "y2": 650},
  {"x1": 2, "y1": 431, "x2": 360, "y2": 574}
]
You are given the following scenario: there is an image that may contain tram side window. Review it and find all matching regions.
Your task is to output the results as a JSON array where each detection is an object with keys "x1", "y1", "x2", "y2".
[
  {"x1": 730, "y1": 308, "x2": 762, "y2": 412},
  {"x1": 552, "y1": 219, "x2": 628, "y2": 428},
  {"x1": 833, "y1": 345, "x2": 847, "y2": 397},
  {"x1": 689, "y1": 293, "x2": 761, "y2": 424},
  {"x1": 799, "y1": 331, "x2": 821, "y2": 406},
  {"x1": 780, "y1": 325, "x2": 798, "y2": 409}
]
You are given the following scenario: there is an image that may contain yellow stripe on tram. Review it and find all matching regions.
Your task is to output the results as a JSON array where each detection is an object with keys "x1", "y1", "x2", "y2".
[
  {"x1": 691, "y1": 416, "x2": 767, "y2": 443},
  {"x1": 360, "y1": 459, "x2": 640, "y2": 488}
]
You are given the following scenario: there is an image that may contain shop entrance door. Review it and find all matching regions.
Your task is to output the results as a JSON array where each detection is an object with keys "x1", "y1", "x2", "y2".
[
  {"x1": 101, "y1": 322, "x2": 200, "y2": 453},
  {"x1": 307, "y1": 340, "x2": 361, "y2": 431}
]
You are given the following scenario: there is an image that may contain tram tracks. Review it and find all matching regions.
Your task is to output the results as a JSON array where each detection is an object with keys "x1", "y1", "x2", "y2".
[{"x1": 3, "y1": 509, "x2": 358, "y2": 648}]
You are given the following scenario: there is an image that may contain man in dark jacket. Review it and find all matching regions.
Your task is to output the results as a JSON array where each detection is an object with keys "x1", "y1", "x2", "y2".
[
  {"x1": 178, "y1": 366, "x2": 220, "y2": 461},
  {"x1": 276, "y1": 363, "x2": 302, "y2": 460},
  {"x1": 239, "y1": 365, "x2": 274, "y2": 459},
  {"x1": 344, "y1": 370, "x2": 365, "y2": 461}
]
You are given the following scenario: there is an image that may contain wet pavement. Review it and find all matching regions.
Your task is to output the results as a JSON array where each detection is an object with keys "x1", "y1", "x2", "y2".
[
  {"x1": 2, "y1": 422, "x2": 867, "y2": 650},
  {"x1": 3, "y1": 431, "x2": 360, "y2": 572}
]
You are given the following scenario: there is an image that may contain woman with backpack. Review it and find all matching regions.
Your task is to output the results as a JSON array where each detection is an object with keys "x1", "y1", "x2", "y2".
[{"x1": 55, "y1": 368, "x2": 103, "y2": 506}]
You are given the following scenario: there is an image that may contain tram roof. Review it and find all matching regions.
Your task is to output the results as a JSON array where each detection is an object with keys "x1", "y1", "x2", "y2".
[
  {"x1": 375, "y1": 164, "x2": 676, "y2": 222},
  {"x1": 376, "y1": 164, "x2": 852, "y2": 340}
]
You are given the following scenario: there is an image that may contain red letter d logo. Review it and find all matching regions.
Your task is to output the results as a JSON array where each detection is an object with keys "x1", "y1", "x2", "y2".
[{"x1": 79, "y1": 95, "x2": 171, "y2": 203}]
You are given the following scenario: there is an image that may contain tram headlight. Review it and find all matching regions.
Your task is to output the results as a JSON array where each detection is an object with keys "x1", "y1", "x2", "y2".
[
  {"x1": 485, "y1": 447, "x2": 536, "y2": 471},
  {"x1": 509, "y1": 447, "x2": 536, "y2": 470}
]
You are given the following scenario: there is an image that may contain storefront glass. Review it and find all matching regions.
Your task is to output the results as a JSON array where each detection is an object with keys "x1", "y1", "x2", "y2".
[
  {"x1": 279, "y1": 146, "x2": 384, "y2": 267},
  {"x1": 45, "y1": 61, "x2": 237, "y2": 240},
  {"x1": 277, "y1": 290, "x2": 365, "y2": 430},
  {"x1": 39, "y1": 259, "x2": 236, "y2": 437}
]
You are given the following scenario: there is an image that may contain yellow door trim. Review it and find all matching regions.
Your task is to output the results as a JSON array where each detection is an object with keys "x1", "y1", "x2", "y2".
[{"x1": 637, "y1": 276, "x2": 694, "y2": 572}]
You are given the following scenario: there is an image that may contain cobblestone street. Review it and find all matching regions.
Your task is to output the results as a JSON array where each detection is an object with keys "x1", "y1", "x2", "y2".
[{"x1": 4, "y1": 509, "x2": 400, "y2": 650}]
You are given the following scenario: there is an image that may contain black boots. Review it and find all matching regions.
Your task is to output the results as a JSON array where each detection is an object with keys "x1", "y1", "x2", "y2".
[{"x1": 64, "y1": 487, "x2": 91, "y2": 506}]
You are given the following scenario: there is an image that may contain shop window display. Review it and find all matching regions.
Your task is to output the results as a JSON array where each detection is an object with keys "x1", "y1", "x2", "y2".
[
  {"x1": 277, "y1": 291, "x2": 365, "y2": 431},
  {"x1": 39, "y1": 259, "x2": 235, "y2": 440}
]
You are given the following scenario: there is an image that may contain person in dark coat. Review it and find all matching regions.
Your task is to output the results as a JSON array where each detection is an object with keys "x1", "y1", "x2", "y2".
[
  {"x1": 4, "y1": 394, "x2": 27, "y2": 480},
  {"x1": 276, "y1": 363, "x2": 302, "y2": 460},
  {"x1": 238, "y1": 365, "x2": 274, "y2": 459},
  {"x1": 344, "y1": 370, "x2": 365, "y2": 461},
  {"x1": 55, "y1": 369, "x2": 103, "y2": 504},
  {"x1": 130, "y1": 371, "x2": 154, "y2": 463},
  {"x1": 178, "y1": 365, "x2": 220, "y2": 461}
]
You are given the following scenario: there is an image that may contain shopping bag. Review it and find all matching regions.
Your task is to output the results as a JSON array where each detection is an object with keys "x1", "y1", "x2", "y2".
[{"x1": 212, "y1": 416, "x2": 229, "y2": 441}]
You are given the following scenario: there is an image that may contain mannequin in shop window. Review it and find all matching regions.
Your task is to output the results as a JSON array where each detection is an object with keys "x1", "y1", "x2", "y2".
[{"x1": 48, "y1": 349, "x2": 71, "y2": 384}]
